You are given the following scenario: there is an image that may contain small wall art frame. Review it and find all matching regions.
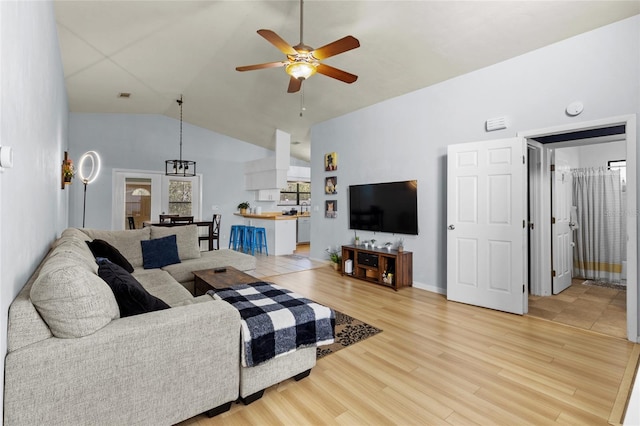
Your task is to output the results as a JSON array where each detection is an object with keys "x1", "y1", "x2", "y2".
[
  {"x1": 324, "y1": 152, "x2": 337, "y2": 171},
  {"x1": 325, "y1": 200, "x2": 337, "y2": 218},
  {"x1": 325, "y1": 176, "x2": 337, "y2": 194}
]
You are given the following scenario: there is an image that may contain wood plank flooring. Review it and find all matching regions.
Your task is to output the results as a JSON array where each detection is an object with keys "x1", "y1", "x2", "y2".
[
  {"x1": 528, "y1": 279, "x2": 627, "y2": 338},
  {"x1": 179, "y1": 265, "x2": 638, "y2": 426}
]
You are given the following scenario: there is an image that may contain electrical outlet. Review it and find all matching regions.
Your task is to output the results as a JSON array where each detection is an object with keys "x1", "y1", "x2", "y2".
[
  {"x1": 211, "y1": 205, "x2": 219, "y2": 210},
  {"x1": 314, "y1": 205, "x2": 319, "y2": 212}
]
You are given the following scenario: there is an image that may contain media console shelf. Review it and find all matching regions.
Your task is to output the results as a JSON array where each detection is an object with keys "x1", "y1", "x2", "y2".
[{"x1": 341, "y1": 244, "x2": 412, "y2": 290}]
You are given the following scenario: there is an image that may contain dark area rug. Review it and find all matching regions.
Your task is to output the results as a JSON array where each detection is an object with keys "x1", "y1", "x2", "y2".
[
  {"x1": 582, "y1": 279, "x2": 627, "y2": 291},
  {"x1": 317, "y1": 310, "x2": 382, "y2": 359}
]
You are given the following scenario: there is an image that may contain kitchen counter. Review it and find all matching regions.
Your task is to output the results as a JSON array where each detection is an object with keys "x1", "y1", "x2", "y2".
[
  {"x1": 234, "y1": 212, "x2": 310, "y2": 220},
  {"x1": 234, "y1": 212, "x2": 309, "y2": 255}
]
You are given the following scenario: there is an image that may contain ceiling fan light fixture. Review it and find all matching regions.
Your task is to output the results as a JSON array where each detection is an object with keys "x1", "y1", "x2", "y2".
[{"x1": 286, "y1": 61, "x2": 317, "y2": 80}]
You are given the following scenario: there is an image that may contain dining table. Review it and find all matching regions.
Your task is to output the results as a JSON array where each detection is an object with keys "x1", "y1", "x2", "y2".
[{"x1": 143, "y1": 219, "x2": 216, "y2": 251}]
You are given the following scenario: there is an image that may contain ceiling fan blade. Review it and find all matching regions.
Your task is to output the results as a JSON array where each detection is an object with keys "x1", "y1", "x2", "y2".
[
  {"x1": 287, "y1": 76, "x2": 302, "y2": 93},
  {"x1": 316, "y1": 63, "x2": 358, "y2": 84},
  {"x1": 311, "y1": 35, "x2": 360, "y2": 60},
  {"x1": 257, "y1": 29, "x2": 298, "y2": 56},
  {"x1": 236, "y1": 61, "x2": 286, "y2": 72}
]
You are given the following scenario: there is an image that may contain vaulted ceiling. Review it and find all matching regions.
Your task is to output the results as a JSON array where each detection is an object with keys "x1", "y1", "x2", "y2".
[{"x1": 54, "y1": 1, "x2": 640, "y2": 161}]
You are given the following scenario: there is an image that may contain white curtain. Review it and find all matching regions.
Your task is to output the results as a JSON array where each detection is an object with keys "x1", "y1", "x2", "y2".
[{"x1": 572, "y1": 167, "x2": 623, "y2": 282}]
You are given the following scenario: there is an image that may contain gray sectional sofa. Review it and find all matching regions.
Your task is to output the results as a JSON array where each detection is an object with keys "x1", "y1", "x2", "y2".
[{"x1": 4, "y1": 225, "x2": 315, "y2": 425}]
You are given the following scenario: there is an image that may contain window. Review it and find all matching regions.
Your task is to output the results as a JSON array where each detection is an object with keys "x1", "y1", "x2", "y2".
[
  {"x1": 608, "y1": 159, "x2": 626, "y2": 185},
  {"x1": 279, "y1": 181, "x2": 311, "y2": 206},
  {"x1": 168, "y1": 179, "x2": 192, "y2": 216},
  {"x1": 113, "y1": 170, "x2": 201, "y2": 229}
]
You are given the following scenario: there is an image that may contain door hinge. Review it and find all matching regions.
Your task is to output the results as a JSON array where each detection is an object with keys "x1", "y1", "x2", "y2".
[
  {"x1": 523, "y1": 155, "x2": 525, "y2": 164},
  {"x1": 550, "y1": 164, "x2": 556, "y2": 172},
  {"x1": 551, "y1": 217, "x2": 556, "y2": 224},
  {"x1": 552, "y1": 270, "x2": 556, "y2": 277},
  {"x1": 523, "y1": 284, "x2": 526, "y2": 293},
  {"x1": 523, "y1": 220, "x2": 526, "y2": 228}
]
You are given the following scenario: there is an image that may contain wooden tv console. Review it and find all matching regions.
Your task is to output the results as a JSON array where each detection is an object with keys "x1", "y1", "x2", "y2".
[{"x1": 341, "y1": 244, "x2": 412, "y2": 291}]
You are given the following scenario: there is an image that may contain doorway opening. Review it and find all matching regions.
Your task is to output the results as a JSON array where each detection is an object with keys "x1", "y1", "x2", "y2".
[{"x1": 520, "y1": 115, "x2": 637, "y2": 341}]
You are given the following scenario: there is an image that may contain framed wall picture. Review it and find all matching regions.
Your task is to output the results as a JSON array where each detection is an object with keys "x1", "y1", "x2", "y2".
[
  {"x1": 325, "y1": 200, "x2": 337, "y2": 218},
  {"x1": 324, "y1": 152, "x2": 337, "y2": 171},
  {"x1": 325, "y1": 176, "x2": 337, "y2": 194}
]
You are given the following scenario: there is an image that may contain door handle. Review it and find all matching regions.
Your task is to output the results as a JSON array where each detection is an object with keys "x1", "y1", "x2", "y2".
[{"x1": 448, "y1": 224, "x2": 455, "y2": 230}]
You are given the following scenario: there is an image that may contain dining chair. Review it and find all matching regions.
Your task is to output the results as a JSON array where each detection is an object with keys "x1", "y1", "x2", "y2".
[
  {"x1": 159, "y1": 214, "x2": 179, "y2": 223},
  {"x1": 212, "y1": 214, "x2": 221, "y2": 250},
  {"x1": 170, "y1": 216, "x2": 194, "y2": 224}
]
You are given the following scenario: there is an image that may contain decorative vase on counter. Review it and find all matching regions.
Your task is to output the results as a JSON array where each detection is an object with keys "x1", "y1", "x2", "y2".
[{"x1": 240, "y1": 208, "x2": 248, "y2": 215}]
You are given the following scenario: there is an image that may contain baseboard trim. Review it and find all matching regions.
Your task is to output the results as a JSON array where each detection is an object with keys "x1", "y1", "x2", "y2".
[{"x1": 412, "y1": 280, "x2": 446, "y2": 295}]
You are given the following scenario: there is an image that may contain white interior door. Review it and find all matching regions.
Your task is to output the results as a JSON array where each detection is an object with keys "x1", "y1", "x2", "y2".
[
  {"x1": 552, "y1": 150, "x2": 573, "y2": 294},
  {"x1": 447, "y1": 138, "x2": 527, "y2": 315}
]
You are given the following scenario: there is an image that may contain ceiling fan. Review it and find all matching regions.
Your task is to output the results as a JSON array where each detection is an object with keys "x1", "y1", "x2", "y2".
[{"x1": 235, "y1": 0, "x2": 360, "y2": 93}]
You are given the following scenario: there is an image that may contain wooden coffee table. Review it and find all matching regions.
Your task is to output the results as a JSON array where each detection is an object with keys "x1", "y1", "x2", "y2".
[{"x1": 192, "y1": 266, "x2": 259, "y2": 296}]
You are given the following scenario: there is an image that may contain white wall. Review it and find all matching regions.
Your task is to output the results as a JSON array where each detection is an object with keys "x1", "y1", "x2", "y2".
[
  {"x1": 577, "y1": 140, "x2": 626, "y2": 168},
  {"x1": 68, "y1": 113, "x2": 294, "y2": 244},
  {"x1": 310, "y1": 16, "x2": 639, "y2": 296},
  {"x1": 0, "y1": 0, "x2": 68, "y2": 416}
]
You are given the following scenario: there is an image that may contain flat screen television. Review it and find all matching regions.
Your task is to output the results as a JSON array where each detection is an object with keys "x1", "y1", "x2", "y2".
[{"x1": 348, "y1": 180, "x2": 418, "y2": 235}]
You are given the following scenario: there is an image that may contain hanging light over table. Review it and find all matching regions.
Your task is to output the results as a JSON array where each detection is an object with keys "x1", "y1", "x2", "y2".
[{"x1": 165, "y1": 95, "x2": 196, "y2": 177}]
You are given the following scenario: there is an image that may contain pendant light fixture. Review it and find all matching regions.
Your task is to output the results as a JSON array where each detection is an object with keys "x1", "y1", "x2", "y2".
[{"x1": 165, "y1": 95, "x2": 196, "y2": 177}]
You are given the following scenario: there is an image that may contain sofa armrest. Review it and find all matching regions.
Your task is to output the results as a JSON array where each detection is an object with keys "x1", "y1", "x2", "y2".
[{"x1": 4, "y1": 301, "x2": 240, "y2": 426}]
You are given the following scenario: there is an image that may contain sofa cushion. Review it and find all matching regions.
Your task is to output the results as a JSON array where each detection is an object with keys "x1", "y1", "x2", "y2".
[
  {"x1": 141, "y1": 235, "x2": 181, "y2": 269},
  {"x1": 82, "y1": 227, "x2": 151, "y2": 268},
  {"x1": 97, "y1": 260, "x2": 170, "y2": 317},
  {"x1": 30, "y1": 265, "x2": 119, "y2": 338},
  {"x1": 60, "y1": 227, "x2": 92, "y2": 241},
  {"x1": 133, "y1": 269, "x2": 195, "y2": 306},
  {"x1": 87, "y1": 239, "x2": 134, "y2": 273},
  {"x1": 161, "y1": 249, "x2": 257, "y2": 284},
  {"x1": 150, "y1": 225, "x2": 201, "y2": 260}
]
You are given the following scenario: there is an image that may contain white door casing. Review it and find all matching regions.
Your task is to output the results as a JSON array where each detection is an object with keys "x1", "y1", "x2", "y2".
[
  {"x1": 518, "y1": 114, "x2": 637, "y2": 342},
  {"x1": 447, "y1": 138, "x2": 527, "y2": 315},
  {"x1": 552, "y1": 150, "x2": 573, "y2": 294},
  {"x1": 112, "y1": 170, "x2": 202, "y2": 230}
]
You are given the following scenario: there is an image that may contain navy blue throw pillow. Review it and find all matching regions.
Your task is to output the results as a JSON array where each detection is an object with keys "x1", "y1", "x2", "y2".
[
  {"x1": 97, "y1": 260, "x2": 170, "y2": 317},
  {"x1": 140, "y1": 234, "x2": 181, "y2": 269},
  {"x1": 86, "y1": 239, "x2": 134, "y2": 273}
]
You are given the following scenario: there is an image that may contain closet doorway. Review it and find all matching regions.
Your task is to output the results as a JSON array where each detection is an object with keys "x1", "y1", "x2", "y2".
[{"x1": 520, "y1": 115, "x2": 637, "y2": 341}]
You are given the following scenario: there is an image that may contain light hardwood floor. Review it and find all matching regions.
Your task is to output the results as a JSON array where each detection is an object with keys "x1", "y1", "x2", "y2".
[
  {"x1": 178, "y1": 254, "x2": 639, "y2": 426},
  {"x1": 529, "y1": 279, "x2": 627, "y2": 339}
]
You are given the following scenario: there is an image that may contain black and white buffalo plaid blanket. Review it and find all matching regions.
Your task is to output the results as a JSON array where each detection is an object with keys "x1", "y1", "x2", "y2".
[{"x1": 209, "y1": 282, "x2": 335, "y2": 367}]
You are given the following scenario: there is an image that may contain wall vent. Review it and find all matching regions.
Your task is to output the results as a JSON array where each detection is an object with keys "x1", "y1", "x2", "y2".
[{"x1": 486, "y1": 116, "x2": 508, "y2": 131}]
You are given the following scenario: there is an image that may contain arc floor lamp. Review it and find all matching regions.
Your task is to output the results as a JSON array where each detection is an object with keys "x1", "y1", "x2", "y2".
[{"x1": 78, "y1": 151, "x2": 101, "y2": 227}]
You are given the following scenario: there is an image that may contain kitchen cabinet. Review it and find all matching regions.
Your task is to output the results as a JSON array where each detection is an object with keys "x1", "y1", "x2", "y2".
[
  {"x1": 236, "y1": 213, "x2": 297, "y2": 255},
  {"x1": 297, "y1": 217, "x2": 310, "y2": 243},
  {"x1": 255, "y1": 189, "x2": 280, "y2": 201}
]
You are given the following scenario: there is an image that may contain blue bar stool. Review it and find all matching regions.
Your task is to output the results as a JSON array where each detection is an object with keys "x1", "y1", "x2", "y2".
[
  {"x1": 243, "y1": 226, "x2": 257, "y2": 255},
  {"x1": 229, "y1": 225, "x2": 245, "y2": 251},
  {"x1": 255, "y1": 227, "x2": 268, "y2": 256}
]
